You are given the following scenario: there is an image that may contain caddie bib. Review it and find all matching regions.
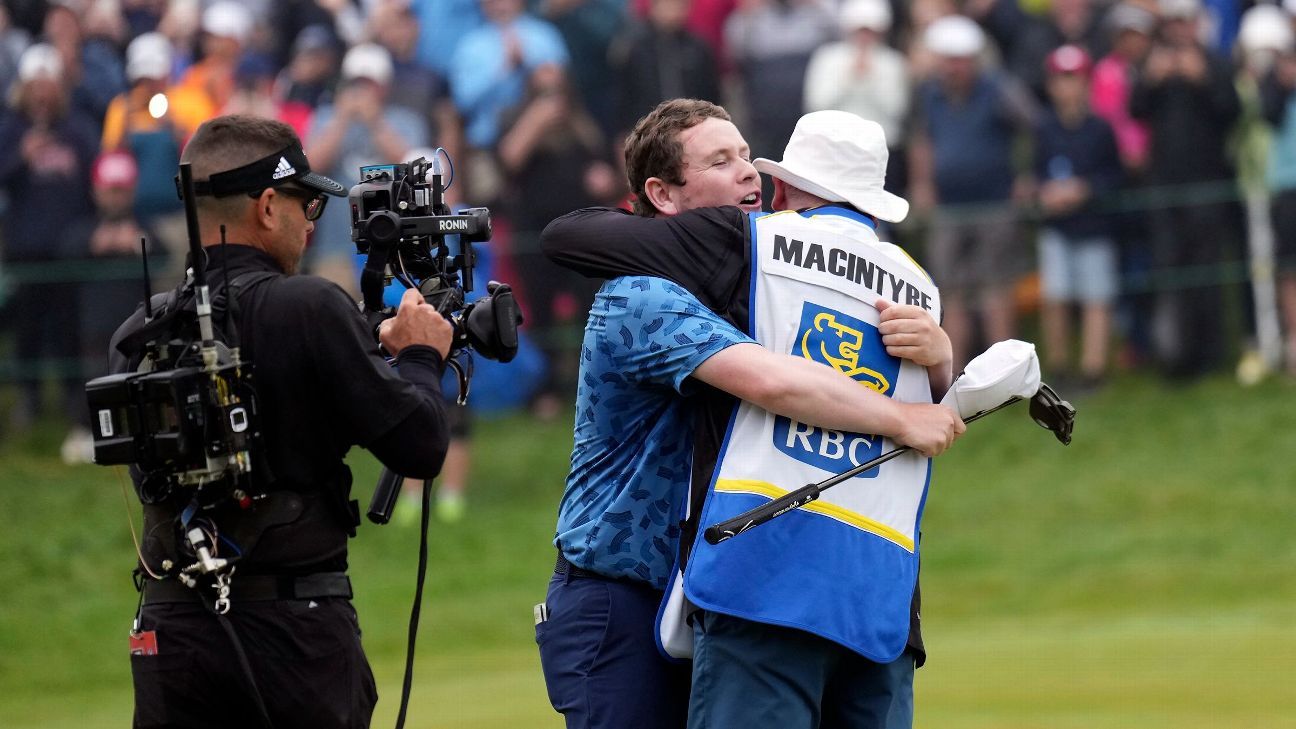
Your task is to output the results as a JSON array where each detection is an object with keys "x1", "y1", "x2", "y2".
[{"x1": 681, "y1": 206, "x2": 942, "y2": 662}]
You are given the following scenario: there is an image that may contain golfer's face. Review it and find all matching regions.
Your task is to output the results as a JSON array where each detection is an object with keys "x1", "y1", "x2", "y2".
[{"x1": 672, "y1": 118, "x2": 762, "y2": 214}]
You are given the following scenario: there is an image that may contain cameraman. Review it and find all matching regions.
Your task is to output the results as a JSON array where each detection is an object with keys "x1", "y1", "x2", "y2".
[{"x1": 109, "y1": 115, "x2": 454, "y2": 729}]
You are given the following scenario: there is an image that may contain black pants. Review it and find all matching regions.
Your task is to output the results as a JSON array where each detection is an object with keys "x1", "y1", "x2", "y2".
[{"x1": 131, "y1": 597, "x2": 376, "y2": 729}]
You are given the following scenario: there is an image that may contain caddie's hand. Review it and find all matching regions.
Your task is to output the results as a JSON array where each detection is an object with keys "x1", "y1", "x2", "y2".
[
  {"x1": 875, "y1": 299, "x2": 952, "y2": 368},
  {"x1": 895, "y1": 403, "x2": 966, "y2": 458},
  {"x1": 379, "y1": 288, "x2": 454, "y2": 358}
]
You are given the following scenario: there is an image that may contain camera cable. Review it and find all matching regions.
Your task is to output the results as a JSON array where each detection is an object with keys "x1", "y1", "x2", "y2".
[{"x1": 393, "y1": 476, "x2": 434, "y2": 729}]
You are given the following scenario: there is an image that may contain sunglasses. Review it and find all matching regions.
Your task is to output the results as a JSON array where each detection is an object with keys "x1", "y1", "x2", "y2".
[{"x1": 248, "y1": 185, "x2": 328, "y2": 221}]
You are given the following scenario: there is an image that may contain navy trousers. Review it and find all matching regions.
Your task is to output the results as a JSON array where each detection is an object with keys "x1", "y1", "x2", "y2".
[
  {"x1": 537, "y1": 570, "x2": 690, "y2": 729},
  {"x1": 688, "y1": 610, "x2": 915, "y2": 729}
]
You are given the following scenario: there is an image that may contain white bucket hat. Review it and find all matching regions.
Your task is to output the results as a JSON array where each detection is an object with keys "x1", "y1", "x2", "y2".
[{"x1": 753, "y1": 110, "x2": 909, "y2": 223}]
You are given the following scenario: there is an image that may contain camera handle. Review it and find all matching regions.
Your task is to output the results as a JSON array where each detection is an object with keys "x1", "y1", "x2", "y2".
[{"x1": 367, "y1": 467, "x2": 405, "y2": 525}]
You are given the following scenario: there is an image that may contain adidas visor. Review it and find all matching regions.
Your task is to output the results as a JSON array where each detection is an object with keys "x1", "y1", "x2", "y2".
[{"x1": 177, "y1": 144, "x2": 347, "y2": 200}]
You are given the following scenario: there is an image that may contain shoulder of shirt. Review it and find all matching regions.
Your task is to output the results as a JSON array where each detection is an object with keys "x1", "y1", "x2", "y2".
[
  {"x1": 269, "y1": 275, "x2": 357, "y2": 315},
  {"x1": 604, "y1": 275, "x2": 703, "y2": 303}
]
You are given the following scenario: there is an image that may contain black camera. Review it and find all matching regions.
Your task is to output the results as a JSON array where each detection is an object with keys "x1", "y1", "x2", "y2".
[{"x1": 350, "y1": 157, "x2": 522, "y2": 363}]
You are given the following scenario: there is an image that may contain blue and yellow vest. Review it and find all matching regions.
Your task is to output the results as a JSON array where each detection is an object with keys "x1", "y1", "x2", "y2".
[{"x1": 681, "y1": 206, "x2": 941, "y2": 662}]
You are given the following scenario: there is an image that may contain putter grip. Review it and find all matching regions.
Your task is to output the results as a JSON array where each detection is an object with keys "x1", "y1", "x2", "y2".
[{"x1": 703, "y1": 484, "x2": 823, "y2": 544}]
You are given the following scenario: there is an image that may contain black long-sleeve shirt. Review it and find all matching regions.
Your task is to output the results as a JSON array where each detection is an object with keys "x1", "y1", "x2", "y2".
[{"x1": 109, "y1": 244, "x2": 450, "y2": 571}]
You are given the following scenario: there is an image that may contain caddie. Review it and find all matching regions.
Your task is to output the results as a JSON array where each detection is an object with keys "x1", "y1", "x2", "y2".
[{"x1": 543, "y1": 110, "x2": 953, "y2": 727}]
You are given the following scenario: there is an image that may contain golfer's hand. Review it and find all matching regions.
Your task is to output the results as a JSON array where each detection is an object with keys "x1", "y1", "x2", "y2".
[
  {"x1": 379, "y1": 288, "x2": 454, "y2": 358},
  {"x1": 895, "y1": 403, "x2": 965, "y2": 458},
  {"x1": 876, "y1": 299, "x2": 952, "y2": 368}
]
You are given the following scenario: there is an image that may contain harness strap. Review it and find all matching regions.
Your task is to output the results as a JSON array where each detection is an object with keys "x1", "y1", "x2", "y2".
[{"x1": 141, "y1": 572, "x2": 353, "y2": 605}]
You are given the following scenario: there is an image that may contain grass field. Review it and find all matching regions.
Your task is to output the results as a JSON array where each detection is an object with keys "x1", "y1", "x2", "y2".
[{"x1": 2, "y1": 374, "x2": 1294, "y2": 728}]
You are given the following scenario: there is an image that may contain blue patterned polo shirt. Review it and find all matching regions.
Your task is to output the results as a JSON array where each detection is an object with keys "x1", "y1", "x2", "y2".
[{"x1": 554, "y1": 275, "x2": 753, "y2": 588}]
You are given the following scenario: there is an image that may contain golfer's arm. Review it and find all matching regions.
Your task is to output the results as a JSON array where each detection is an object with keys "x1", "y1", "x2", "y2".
[{"x1": 692, "y1": 343, "x2": 905, "y2": 438}]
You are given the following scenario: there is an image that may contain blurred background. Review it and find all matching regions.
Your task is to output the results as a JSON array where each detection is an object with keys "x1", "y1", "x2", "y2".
[{"x1": 0, "y1": 0, "x2": 1294, "y2": 726}]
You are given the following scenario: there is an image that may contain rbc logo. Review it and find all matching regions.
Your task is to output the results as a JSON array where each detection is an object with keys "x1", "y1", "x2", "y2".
[{"x1": 773, "y1": 303, "x2": 900, "y2": 478}]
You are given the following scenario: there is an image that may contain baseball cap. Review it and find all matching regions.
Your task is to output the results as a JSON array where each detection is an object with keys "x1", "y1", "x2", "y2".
[
  {"x1": 840, "y1": 0, "x2": 892, "y2": 34},
  {"x1": 753, "y1": 110, "x2": 908, "y2": 223},
  {"x1": 202, "y1": 1, "x2": 253, "y2": 44},
  {"x1": 924, "y1": 15, "x2": 985, "y2": 58},
  {"x1": 1238, "y1": 4, "x2": 1295, "y2": 54},
  {"x1": 292, "y1": 24, "x2": 338, "y2": 56},
  {"x1": 341, "y1": 43, "x2": 393, "y2": 85},
  {"x1": 1106, "y1": 3, "x2": 1156, "y2": 36},
  {"x1": 1158, "y1": 0, "x2": 1202, "y2": 20},
  {"x1": 1046, "y1": 45, "x2": 1092, "y2": 76},
  {"x1": 18, "y1": 43, "x2": 62, "y2": 82},
  {"x1": 126, "y1": 32, "x2": 173, "y2": 82},
  {"x1": 93, "y1": 151, "x2": 139, "y2": 188}
]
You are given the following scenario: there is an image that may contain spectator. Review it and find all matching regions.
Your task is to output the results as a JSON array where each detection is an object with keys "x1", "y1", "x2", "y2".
[
  {"x1": 278, "y1": 24, "x2": 342, "y2": 111},
  {"x1": 1091, "y1": 3, "x2": 1157, "y2": 368},
  {"x1": 269, "y1": 0, "x2": 364, "y2": 70},
  {"x1": 608, "y1": 0, "x2": 721, "y2": 137},
  {"x1": 803, "y1": 0, "x2": 910, "y2": 194},
  {"x1": 905, "y1": 0, "x2": 959, "y2": 82},
  {"x1": 909, "y1": 15, "x2": 1037, "y2": 368},
  {"x1": 0, "y1": 4, "x2": 32, "y2": 97},
  {"x1": 306, "y1": 42, "x2": 428, "y2": 293},
  {"x1": 970, "y1": 0, "x2": 1106, "y2": 102},
  {"x1": 1129, "y1": 0, "x2": 1241, "y2": 378},
  {"x1": 630, "y1": 0, "x2": 738, "y2": 66},
  {"x1": 724, "y1": 0, "x2": 836, "y2": 165},
  {"x1": 370, "y1": 0, "x2": 463, "y2": 202},
  {"x1": 42, "y1": 2, "x2": 126, "y2": 133},
  {"x1": 101, "y1": 32, "x2": 188, "y2": 285},
  {"x1": 120, "y1": 0, "x2": 169, "y2": 40},
  {"x1": 411, "y1": 0, "x2": 484, "y2": 78},
  {"x1": 1251, "y1": 5, "x2": 1296, "y2": 377},
  {"x1": 0, "y1": 44, "x2": 98, "y2": 435},
  {"x1": 539, "y1": 0, "x2": 625, "y2": 137},
  {"x1": 1092, "y1": 3, "x2": 1156, "y2": 172},
  {"x1": 58, "y1": 151, "x2": 162, "y2": 463},
  {"x1": 449, "y1": 0, "x2": 568, "y2": 151},
  {"x1": 1034, "y1": 45, "x2": 1123, "y2": 390},
  {"x1": 497, "y1": 64, "x2": 617, "y2": 413},
  {"x1": 167, "y1": 0, "x2": 252, "y2": 139},
  {"x1": 222, "y1": 53, "x2": 313, "y2": 138}
]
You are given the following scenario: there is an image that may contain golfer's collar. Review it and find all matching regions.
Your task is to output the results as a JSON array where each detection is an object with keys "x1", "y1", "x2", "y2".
[{"x1": 797, "y1": 205, "x2": 876, "y2": 229}]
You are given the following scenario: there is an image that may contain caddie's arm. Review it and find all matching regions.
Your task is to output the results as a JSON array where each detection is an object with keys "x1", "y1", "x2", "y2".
[
  {"x1": 692, "y1": 343, "x2": 965, "y2": 458},
  {"x1": 875, "y1": 299, "x2": 955, "y2": 401}
]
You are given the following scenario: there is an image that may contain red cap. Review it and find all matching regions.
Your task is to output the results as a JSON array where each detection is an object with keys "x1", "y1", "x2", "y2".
[
  {"x1": 1045, "y1": 44, "x2": 1092, "y2": 76},
  {"x1": 93, "y1": 151, "x2": 139, "y2": 188}
]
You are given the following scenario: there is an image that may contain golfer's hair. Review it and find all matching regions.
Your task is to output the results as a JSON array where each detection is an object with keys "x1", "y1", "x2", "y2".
[
  {"x1": 624, "y1": 99, "x2": 731, "y2": 217},
  {"x1": 181, "y1": 115, "x2": 300, "y2": 217}
]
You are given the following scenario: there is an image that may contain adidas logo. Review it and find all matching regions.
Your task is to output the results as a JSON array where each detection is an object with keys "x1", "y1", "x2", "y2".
[{"x1": 271, "y1": 157, "x2": 296, "y2": 180}]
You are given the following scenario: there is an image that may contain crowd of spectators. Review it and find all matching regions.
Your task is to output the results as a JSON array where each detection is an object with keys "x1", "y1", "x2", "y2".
[{"x1": 3, "y1": 0, "x2": 1296, "y2": 461}]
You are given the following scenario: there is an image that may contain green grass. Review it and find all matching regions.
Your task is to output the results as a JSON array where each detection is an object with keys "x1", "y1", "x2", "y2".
[{"x1": 2, "y1": 374, "x2": 1294, "y2": 728}]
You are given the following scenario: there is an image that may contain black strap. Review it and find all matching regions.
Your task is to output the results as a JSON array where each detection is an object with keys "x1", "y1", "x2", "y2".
[
  {"x1": 115, "y1": 269, "x2": 278, "y2": 361},
  {"x1": 393, "y1": 478, "x2": 433, "y2": 729},
  {"x1": 141, "y1": 572, "x2": 353, "y2": 604}
]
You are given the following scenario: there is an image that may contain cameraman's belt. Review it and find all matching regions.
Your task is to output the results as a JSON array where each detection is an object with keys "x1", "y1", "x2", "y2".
[{"x1": 142, "y1": 572, "x2": 353, "y2": 605}]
